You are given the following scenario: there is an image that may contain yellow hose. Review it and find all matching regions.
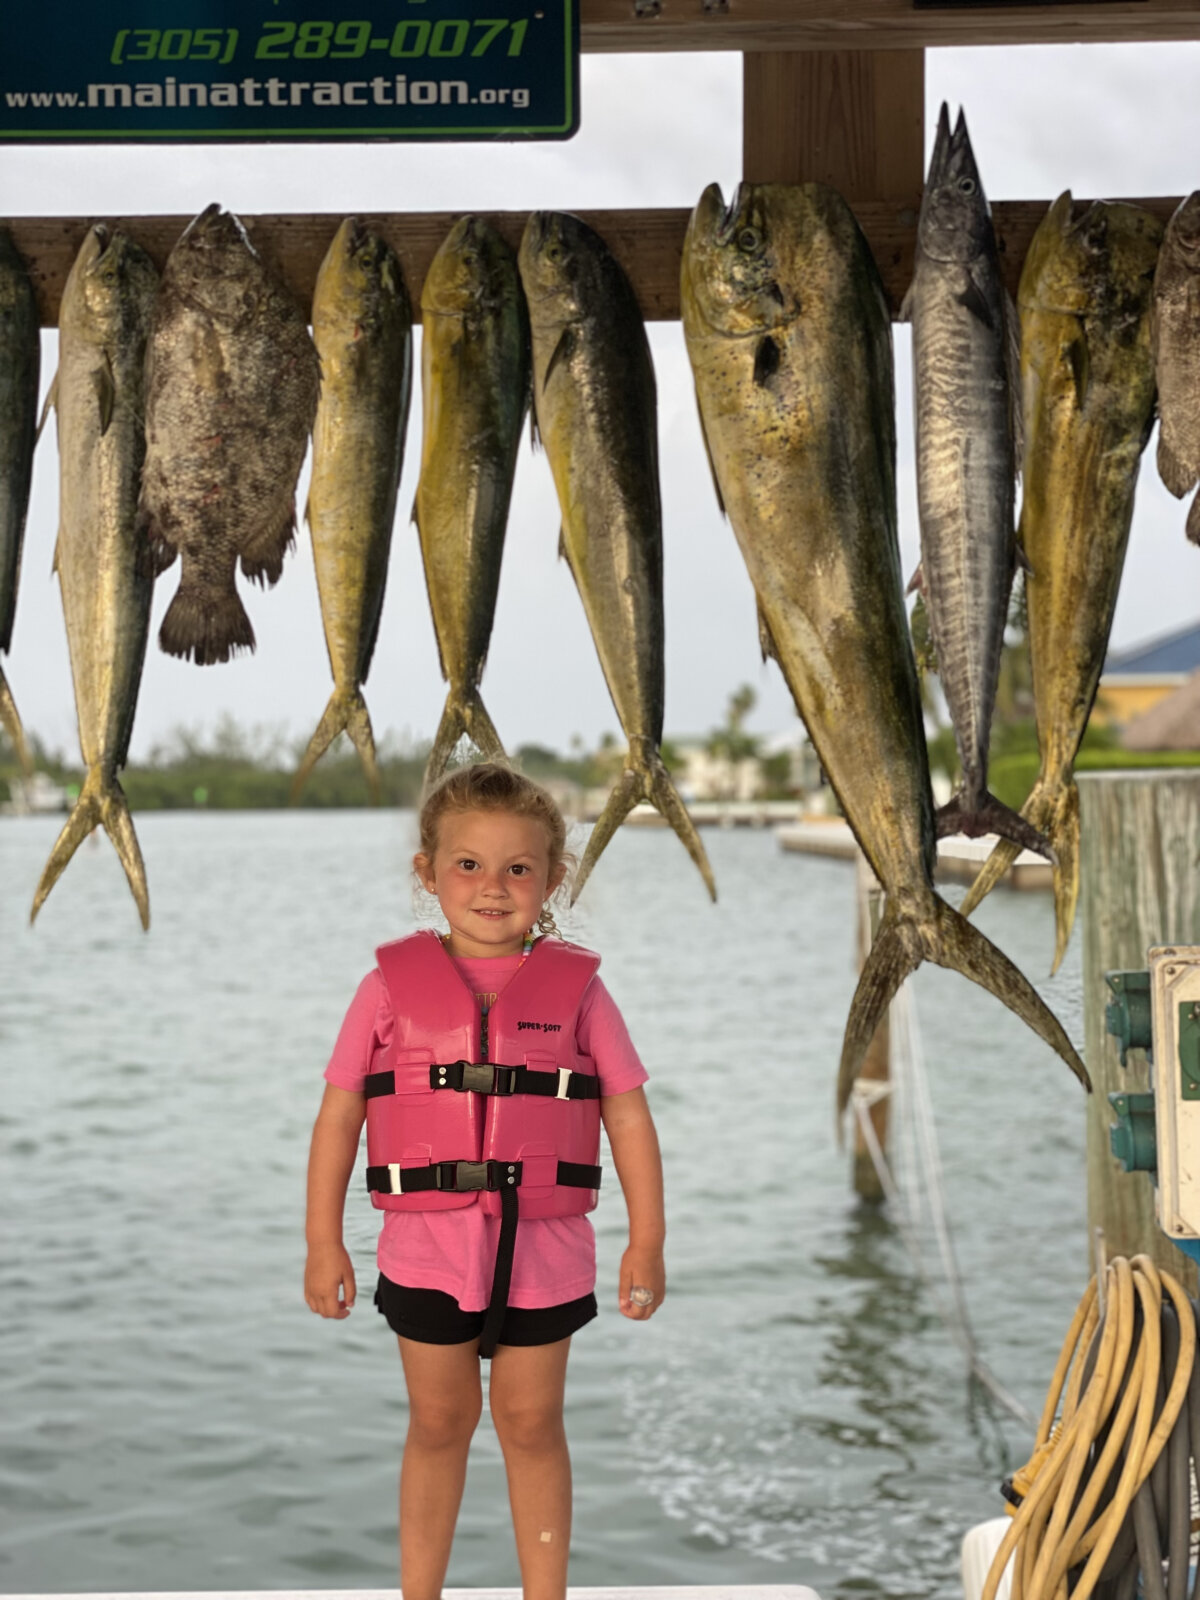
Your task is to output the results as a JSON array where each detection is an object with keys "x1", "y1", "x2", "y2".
[{"x1": 983, "y1": 1255, "x2": 1196, "y2": 1600}]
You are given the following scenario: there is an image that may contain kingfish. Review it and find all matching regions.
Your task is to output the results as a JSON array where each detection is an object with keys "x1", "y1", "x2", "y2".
[
  {"x1": 904, "y1": 106, "x2": 1049, "y2": 857},
  {"x1": 138, "y1": 203, "x2": 320, "y2": 666},
  {"x1": 0, "y1": 228, "x2": 40, "y2": 775},
  {"x1": 295, "y1": 219, "x2": 412, "y2": 802},
  {"x1": 416, "y1": 216, "x2": 528, "y2": 793},
  {"x1": 680, "y1": 181, "x2": 1087, "y2": 1113},
  {"x1": 519, "y1": 211, "x2": 714, "y2": 903},
  {"x1": 1152, "y1": 191, "x2": 1200, "y2": 543},
  {"x1": 958, "y1": 194, "x2": 1162, "y2": 971},
  {"x1": 33, "y1": 227, "x2": 158, "y2": 929}
]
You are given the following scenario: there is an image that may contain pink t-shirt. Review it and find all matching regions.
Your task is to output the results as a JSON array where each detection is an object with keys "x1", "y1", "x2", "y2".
[{"x1": 325, "y1": 949, "x2": 648, "y2": 1310}]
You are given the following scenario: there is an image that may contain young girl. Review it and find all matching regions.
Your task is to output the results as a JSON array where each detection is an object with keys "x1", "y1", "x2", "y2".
[{"x1": 304, "y1": 763, "x2": 666, "y2": 1600}]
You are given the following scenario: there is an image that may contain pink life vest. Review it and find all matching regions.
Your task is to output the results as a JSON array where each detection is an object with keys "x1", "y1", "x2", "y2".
[{"x1": 364, "y1": 930, "x2": 603, "y2": 1218}]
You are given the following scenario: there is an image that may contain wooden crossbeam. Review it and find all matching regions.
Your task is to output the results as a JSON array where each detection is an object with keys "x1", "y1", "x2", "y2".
[
  {"x1": 5, "y1": 196, "x2": 1186, "y2": 328},
  {"x1": 580, "y1": 0, "x2": 1200, "y2": 53}
]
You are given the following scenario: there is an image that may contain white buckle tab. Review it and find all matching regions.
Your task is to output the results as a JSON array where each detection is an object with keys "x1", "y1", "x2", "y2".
[
  {"x1": 556, "y1": 1068, "x2": 571, "y2": 1100},
  {"x1": 387, "y1": 1162, "x2": 403, "y2": 1194}
]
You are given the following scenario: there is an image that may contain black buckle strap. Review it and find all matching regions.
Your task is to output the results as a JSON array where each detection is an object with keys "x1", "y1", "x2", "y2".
[
  {"x1": 366, "y1": 1158, "x2": 523, "y2": 1196},
  {"x1": 366, "y1": 1063, "x2": 601, "y2": 1101}
]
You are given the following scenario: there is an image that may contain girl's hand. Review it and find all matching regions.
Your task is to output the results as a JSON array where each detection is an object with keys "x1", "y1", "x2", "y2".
[
  {"x1": 618, "y1": 1244, "x2": 666, "y2": 1321},
  {"x1": 305, "y1": 1243, "x2": 357, "y2": 1319}
]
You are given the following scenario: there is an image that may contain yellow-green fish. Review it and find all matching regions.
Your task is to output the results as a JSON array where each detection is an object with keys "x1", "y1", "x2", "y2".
[
  {"x1": 958, "y1": 194, "x2": 1162, "y2": 971},
  {"x1": 520, "y1": 210, "x2": 714, "y2": 903},
  {"x1": 1152, "y1": 191, "x2": 1200, "y2": 543},
  {"x1": 681, "y1": 181, "x2": 1087, "y2": 1113},
  {"x1": 416, "y1": 216, "x2": 527, "y2": 793},
  {"x1": 0, "y1": 227, "x2": 40, "y2": 776},
  {"x1": 295, "y1": 219, "x2": 412, "y2": 801}
]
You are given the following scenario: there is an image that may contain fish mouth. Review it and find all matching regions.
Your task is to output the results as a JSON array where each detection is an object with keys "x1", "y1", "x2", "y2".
[
  {"x1": 925, "y1": 101, "x2": 953, "y2": 190},
  {"x1": 716, "y1": 183, "x2": 747, "y2": 246},
  {"x1": 344, "y1": 216, "x2": 368, "y2": 256}
]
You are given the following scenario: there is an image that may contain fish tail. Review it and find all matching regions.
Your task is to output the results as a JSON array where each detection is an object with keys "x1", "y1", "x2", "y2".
[
  {"x1": 935, "y1": 787, "x2": 1056, "y2": 863},
  {"x1": 31, "y1": 769, "x2": 149, "y2": 930},
  {"x1": 292, "y1": 688, "x2": 380, "y2": 804},
  {"x1": 1187, "y1": 488, "x2": 1200, "y2": 548},
  {"x1": 836, "y1": 895, "x2": 1090, "y2": 1121},
  {"x1": 0, "y1": 664, "x2": 33, "y2": 776},
  {"x1": 572, "y1": 747, "x2": 716, "y2": 906},
  {"x1": 421, "y1": 690, "x2": 507, "y2": 797},
  {"x1": 159, "y1": 574, "x2": 255, "y2": 666}
]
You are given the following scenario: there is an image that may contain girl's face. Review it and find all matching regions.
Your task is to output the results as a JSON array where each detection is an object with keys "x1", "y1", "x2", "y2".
[{"x1": 415, "y1": 808, "x2": 565, "y2": 960}]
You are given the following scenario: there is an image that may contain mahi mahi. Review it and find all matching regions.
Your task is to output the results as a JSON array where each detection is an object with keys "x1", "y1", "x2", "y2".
[
  {"x1": 295, "y1": 218, "x2": 412, "y2": 802},
  {"x1": 416, "y1": 216, "x2": 527, "y2": 794},
  {"x1": 958, "y1": 194, "x2": 1162, "y2": 971},
  {"x1": 680, "y1": 181, "x2": 1088, "y2": 1112},
  {"x1": 904, "y1": 105, "x2": 1048, "y2": 856},
  {"x1": 0, "y1": 227, "x2": 40, "y2": 775},
  {"x1": 33, "y1": 227, "x2": 158, "y2": 929},
  {"x1": 1152, "y1": 191, "x2": 1200, "y2": 543},
  {"x1": 138, "y1": 204, "x2": 320, "y2": 665},
  {"x1": 519, "y1": 210, "x2": 714, "y2": 903}
]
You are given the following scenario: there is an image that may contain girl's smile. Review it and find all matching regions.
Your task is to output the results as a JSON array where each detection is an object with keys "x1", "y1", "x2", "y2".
[{"x1": 415, "y1": 808, "x2": 566, "y2": 959}]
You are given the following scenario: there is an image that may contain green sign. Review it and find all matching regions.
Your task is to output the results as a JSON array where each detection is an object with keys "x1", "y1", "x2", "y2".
[{"x1": 0, "y1": 0, "x2": 578, "y2": 141}]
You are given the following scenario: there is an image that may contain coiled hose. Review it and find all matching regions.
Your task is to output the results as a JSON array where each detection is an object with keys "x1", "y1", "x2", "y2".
[{"x1": 983, "y1": 1254, "x2": 1198, "y2": 1600}]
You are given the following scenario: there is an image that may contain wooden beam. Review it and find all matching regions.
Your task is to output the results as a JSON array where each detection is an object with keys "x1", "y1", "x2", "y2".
[
  {"x1": 743, "y1": 50, "x2": 923, "y2": 202},
  {"x1": 6, "y1": 196, "x2": 1186, "y2": 328},
  {"x1": 581, "y1": 0, "x2": 1200, "y2": 53}
]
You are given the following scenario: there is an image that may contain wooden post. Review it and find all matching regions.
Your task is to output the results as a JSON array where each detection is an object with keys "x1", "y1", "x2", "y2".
[
  {"x1": 853, "y1": 852, "x2": 890, "y2": 1203},
  {"x1": 1080, "y1": 772, "x2": 1200, "y2": 1287}
]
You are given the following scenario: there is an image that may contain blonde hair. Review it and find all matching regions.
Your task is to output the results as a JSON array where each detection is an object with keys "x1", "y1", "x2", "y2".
[{"x1": 417, "y1": 763, "x2": 570, "y2": 936}]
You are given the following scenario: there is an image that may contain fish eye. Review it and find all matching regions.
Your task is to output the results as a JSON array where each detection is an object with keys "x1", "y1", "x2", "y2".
[
  {"x1": 737, "y1": 227, "x2": 761, "y2": 252},
  {"x1": 461, "y1": 252, "x2": 476, "y2": 268},
  {"x1": 958, "y1": 178, "x2": 976, "y2": 195}
]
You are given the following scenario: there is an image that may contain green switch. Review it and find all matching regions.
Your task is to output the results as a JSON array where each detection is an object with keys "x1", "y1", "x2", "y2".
[
  {"x1": 1109, "y1": 1091, "x2": 1157, "y2": 1173},
  {"x1": 1179, "y1": 1002, "x2": 1200, "y2": 1101},
  {"x1": 1106, "y1": 971, "x2": 1153, "y2": 1066}
]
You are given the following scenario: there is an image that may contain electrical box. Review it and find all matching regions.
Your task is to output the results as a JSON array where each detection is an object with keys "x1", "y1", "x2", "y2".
[{"x1": 1147, "y1": 947, "x2": 1200, "y2": 1245}]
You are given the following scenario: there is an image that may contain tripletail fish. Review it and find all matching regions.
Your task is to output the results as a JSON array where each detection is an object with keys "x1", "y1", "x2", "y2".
[
  {"x1": 903, "y1": 105, "x2": 1050, "y2": 859},
  {"x1": 958, "y1": 194, "x2": 1162, "y2": 972},
  {"x1": 33, "y1": 227, "x2": 158, "y2": 929},
  {"x1": 295, "y1": 218, "x2": 412, "y2": 803},
  {"x1": 138, "y1": 203, "x2": 320, "y2": 666},
  {"x1": 1152, "y1": 192, "x2": 1200, "y2": 544},
  {"x1": 680, "y1": 180, "x2": 1088, "y2": 1113},
  {"x1": 0, "y1": 227, "x2": 40, "y2": 776},
  {"x1": 415, "y1": 216, "x2": 528, "y2": 795},
  {"x1": 519, "y1": 210, "x2": 715, "y2": 904}
]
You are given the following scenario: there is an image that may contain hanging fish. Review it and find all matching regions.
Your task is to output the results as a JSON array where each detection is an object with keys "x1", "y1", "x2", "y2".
[
  {"x1": 295, "y1": 218, "x2": 412, "y2": 802},
  {"x1": 958, "y1": 194, "x2": 1162, "y2": 972},
  {"x1": 681, "y1": 180, "x2": 1088, "y2": 1111},
  {"x1": 416, "y1": 216, "x2": 527, "y2": 794},
  {"x1": 1152, "y1": 191, "x2": 1200, "y2": 544},
  {"x1": 138, "y1": 204, "x2": 320, "y2": 665},
  {"x1": 904, "y1": 105, "x2": 1049, "y2": 858},
  {"x1": 33, "y1": 227, "x2": 158, "y2": 929},
  {"x1": 0, "y1": 227, "x2": 40, "y2": 775},
  {"x1": 519, "y1": 210, "x2": 714, "y2": 903}
]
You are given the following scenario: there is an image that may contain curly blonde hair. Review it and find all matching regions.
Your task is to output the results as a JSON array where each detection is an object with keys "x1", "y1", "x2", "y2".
[{"x1": 417, "y1": 763, "x2": 570, "y2": 935}]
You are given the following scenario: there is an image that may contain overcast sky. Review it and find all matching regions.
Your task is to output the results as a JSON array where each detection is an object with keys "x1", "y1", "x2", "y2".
[{"x1": 2, "y1": 42, "x2": 1199, "y2": 764}]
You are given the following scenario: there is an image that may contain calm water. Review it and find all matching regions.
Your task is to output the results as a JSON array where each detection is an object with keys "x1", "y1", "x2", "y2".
[{"x1": 0, "y1": 811, "x2": 1088, "y2": 1598}]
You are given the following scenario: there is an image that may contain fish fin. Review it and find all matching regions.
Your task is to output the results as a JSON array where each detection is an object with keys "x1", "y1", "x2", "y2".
[
  {"x1": 906, "y1": 562, "x2": 926, "y2": 597},
  {"x1": 1004, "y1": 290, "x2": 1023, "y2": 474},
  {"x1": 898, "y1": 283, "x2": 915, "y2": 323},
  {"x1": 757, "y1": 599, "x2": 780, "y2": 665},
  {"x1": 421, "y1": 690, "x2": 508, "y2": 798},
  {"x1": 0, "y1": 664, "x2": 33, "y2": 777},
  {"x1": 31, "y1": 769, "x2": 150, "y2": 931},
  {"x1": 239, "y1": 512, "x2": 295, "y2": 588},
  {"x1": 836, "y1": 909, "x2": 921, "y2": 1125},
  {"x1": 292, "y1": 687, "x2": 381, "y2": 805},
  {"x1": 693, "y1": 387, "x2": 726, "y2": 516},
  {"x1": 1015, "y1": 540, "x2": 1033, "y2": 575},
  {"x1": 572, "y1": 748, "x2": 715, "y2": 906},
  {"x1": 36, "y1": 375, "x2": 57, "y2": 443},
  {"x1": 542, "y1": 326, "x2": 575, "y2": 390},
  {"x1": 1067, "y1": 321, "x2": 1090, "y2": 409},
  {"x1": 93, "y1": 356, "x2": 116, "y2": 436},
  {"x1": 935, "y1": 788, "x2": 1056, "y2": 862},
  {"x1": 957, "y1": 834, "x2": 1020, "y2": 921},
  {"x1": 957, "y1": 272, "x2": 996, "y2": 332},
  {"x1": 134, "y1": 505, "x2": 179, "y2": 580},
  {"x1": 753, "y1": 334, "x2": 782, "y2": 387},
  {"x1": 159, "y1": 568, "x2": 255, "y2": 666},
  {"x1": 1157, "y1": 431, "x2": 1197, "y2": 500},
  {"x1": 529, "y1": 401, "x2": 541, "y2": 452},
  {"x1": 1189, "y1": 488, "x2": 1200, "y2": 548},
  {"x1": 411, "y1": 494, "x2": 420, "y2": 534}
]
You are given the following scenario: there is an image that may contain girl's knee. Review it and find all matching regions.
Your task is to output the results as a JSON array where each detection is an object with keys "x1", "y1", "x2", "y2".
[
  {"x1": 490, "y1": 1393, "x2": 566, "y2": 1455},
  {"x1": 407, "y1": 1392, "x2": 482, "y2": 1451}
]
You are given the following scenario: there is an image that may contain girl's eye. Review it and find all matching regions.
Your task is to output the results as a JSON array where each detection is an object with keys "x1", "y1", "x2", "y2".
[
  {"x1": 458, "y1": 858, "x2": 478, "y2": 871},
  {"x1": 510, "y1": 864, "x2": 529, "y2": 877}
]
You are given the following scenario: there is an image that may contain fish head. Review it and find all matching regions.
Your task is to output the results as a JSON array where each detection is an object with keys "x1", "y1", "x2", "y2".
[
  {"x1": 167, "y1": 202, "x2": 264, "y2": 324},
  {"x1": 63, "y1": 226, "x2": 157, "y2": 339},
  {"x1": 1022, "y1": 192, "x2": 1162, "y2": 325},
  {"x1": 321, "y1": 217, "x2": 408, "y2": 320},
  {"x1": 680, "y1": 183, "x2": 794, "y2": 339},
  {"x1": 917, "y1": 104, "x2": 991, "y2": 264},
  {"x1": 423, "y1": 215, "x2": 516, "y2": 318},
  {"x1": 1166, "y1": 191, "x2": 1200, "y2": 267},
  {"x1": 518, "y1": 210, "x2": 609, "y2": 324}
]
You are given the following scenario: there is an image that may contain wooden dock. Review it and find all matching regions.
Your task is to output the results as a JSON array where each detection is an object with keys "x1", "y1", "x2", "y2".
[
  {"x1": 5, "y1": 1589, "x2": 821, "y2": 1600},
  {"x1": 618, "y1": 800, "x2": 804, "y2": 829},
  {"x1": 777, "y1": 819, "x2": 1053, "y2": 892}
]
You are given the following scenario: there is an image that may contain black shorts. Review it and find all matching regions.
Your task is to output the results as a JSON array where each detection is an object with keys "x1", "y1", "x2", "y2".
[{"x1": 375, "y1": 1274, "x2": 597, "y2": 1353}]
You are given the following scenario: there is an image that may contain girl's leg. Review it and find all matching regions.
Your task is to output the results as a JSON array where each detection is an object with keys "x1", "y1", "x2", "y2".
[
  {"x1": 487, "y1": 1337, "x2": 573, "y2": 1600},
  {"x1": 397, "y1": 1336, "x2": 483, "y2": 1600}
]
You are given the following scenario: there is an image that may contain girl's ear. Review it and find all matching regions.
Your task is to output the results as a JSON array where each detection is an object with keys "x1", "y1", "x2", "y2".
[
  {"x1": 547, "y1": 861, "x2": 567, "y2": 896},
  {"x1": 414, "y1": 852, "x2": 437, "y2": 895}
]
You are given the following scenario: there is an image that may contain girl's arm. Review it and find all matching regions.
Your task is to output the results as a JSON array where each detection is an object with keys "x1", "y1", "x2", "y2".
[
  {"x1": 305, "y1": 1083, "x2": 367, "y2": 1319},
  {"x1": 601, "y1": 1085, "x2": 666, "y2": 1320}
]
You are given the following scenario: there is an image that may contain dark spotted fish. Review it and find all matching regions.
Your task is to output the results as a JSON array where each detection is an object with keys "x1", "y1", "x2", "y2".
[
  {"x1": 0, "y1": 227, "x2": 40, "y2": 774},
  {"x1": 1153, "y1": 191, "x2": 1200, "y2": 543}
]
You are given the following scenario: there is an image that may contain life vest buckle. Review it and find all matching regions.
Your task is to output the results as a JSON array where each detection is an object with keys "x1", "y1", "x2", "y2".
[
  {"x1": 458, "y1": 1061, "x2": 502, "y2": 1094},
  {"x1": 434, "y1": 1158, "x2": 523, "y2": 1192}
]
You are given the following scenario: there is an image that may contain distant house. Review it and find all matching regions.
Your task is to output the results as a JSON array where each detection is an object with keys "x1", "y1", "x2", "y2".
[
  {"x1": 1096, "y1": 622, "x2": 1200, "y2": 727},
  {"x1": 1122, "y1": 671, "x2": 1200, "y2": 752}
]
